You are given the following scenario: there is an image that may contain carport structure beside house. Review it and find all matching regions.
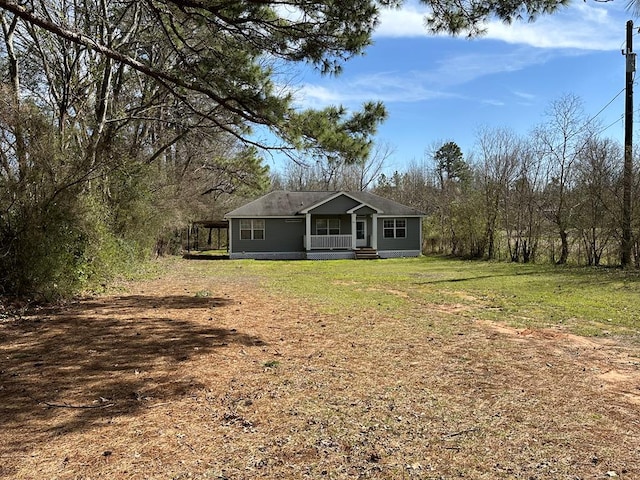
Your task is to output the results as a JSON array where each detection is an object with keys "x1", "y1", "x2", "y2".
[
  {"x1": 185, "y1": 220, "x2": 229, "y2": 253},
  {"x1": 225, "y1": 191, "x2": 424, "y2": 260}
]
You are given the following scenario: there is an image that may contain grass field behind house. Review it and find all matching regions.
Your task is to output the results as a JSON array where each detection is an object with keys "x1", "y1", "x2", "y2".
[{"x1": 194, "y1": 256, "x2": 640, "y2": 338}]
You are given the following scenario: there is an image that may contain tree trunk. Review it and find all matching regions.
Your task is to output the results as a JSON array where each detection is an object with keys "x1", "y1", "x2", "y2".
[
  {"x1": 486, "y1": 224, "x2": 495, "y2": 259},
  {"x1": 1, "y1": 13, "x2": 25, "y2": 178},
  {"x1": 557, "y1": 229, "x2": 569, "y2": 264}
]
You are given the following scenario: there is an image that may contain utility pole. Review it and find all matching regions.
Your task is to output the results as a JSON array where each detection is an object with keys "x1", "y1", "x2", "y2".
[{"x1": 622, "y1": 20, "x2": 635, "y2": 267}]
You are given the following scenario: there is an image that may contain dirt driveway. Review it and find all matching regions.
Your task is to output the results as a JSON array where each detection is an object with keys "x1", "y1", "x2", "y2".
[{"x1": 1, "y1": 262, "x2": 639, "y2": 479}]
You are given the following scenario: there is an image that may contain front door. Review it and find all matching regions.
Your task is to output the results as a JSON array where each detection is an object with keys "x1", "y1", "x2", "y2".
[{"x1": 356, "y1": 219, "x2": 367, "y2": 247}]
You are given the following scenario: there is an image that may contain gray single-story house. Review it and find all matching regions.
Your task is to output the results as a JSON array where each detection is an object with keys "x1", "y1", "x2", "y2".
[{"x1": 224, "y1": 190, "x2": 424, "y2": 260}]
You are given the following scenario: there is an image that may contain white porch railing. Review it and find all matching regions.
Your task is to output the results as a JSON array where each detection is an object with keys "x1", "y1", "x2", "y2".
[{"x1": 306, "y1": 234, "x2": 353, "y2": 250}]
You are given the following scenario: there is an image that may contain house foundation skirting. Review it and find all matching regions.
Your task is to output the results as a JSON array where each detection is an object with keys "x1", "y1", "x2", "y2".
[
  {"x1": 229, "y1": 252, "x2": 306, "y2": 260},
  {"x1": 378, "y1": 250, "x2": 421, "y2": 259},
  {"x1": 229, "y1": 250, "x2": 421, "y2": 260},
  {"x1": 305, "y1": 251, "x2": 355, "y2": 260}
]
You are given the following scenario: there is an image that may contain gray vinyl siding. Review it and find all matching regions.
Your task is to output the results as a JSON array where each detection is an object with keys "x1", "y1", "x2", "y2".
[
  {"x1": 309, "y1": 196, "x2": 360, "y2": 214},
  {"x1": 376, "y1": 217, "x2": 422, "y2": 251},
  {"x1": 229, "y1": 215, "x2": 422, "y2": 257},
  {"x1": 230, "y1": 218, "x2": 305, "y2": 253}
]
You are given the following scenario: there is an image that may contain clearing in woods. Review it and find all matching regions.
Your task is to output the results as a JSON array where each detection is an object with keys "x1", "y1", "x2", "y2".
[{"x1": 1, "y1": 257, "x2": 639, "y2": 479}]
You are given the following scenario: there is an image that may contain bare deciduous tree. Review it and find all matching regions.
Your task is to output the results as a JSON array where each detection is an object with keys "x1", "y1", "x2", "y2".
[
  {"x1": 574, "y1": 137, "x2": 621, "y2": 266},
  {"x1": 533, "y1": 94, "x2": 592, "y2": 264},
  {"x1": 475, "y1": 127, "x2": 521, "y2": 259}
]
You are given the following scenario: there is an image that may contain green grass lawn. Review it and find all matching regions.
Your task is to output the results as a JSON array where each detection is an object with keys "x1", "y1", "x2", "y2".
[{"x1": 191, "y1": 256, "x2": 640, "y2": 337}]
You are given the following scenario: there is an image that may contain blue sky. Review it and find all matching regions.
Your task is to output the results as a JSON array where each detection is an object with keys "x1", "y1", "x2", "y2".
[{"x1": 269, "y1": 0, "x2": 635, "y2": 175}]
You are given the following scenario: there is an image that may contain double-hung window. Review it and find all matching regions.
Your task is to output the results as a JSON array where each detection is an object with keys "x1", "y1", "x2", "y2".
[
  {"x1": 316, "y1": 218, "x2": 340, "y2": 235},
  {"x1": 383, "y1": 219, "x2": 406, "y2": 239},
  {"x1": 240, "y1": 219, "x2": 265, "y2": 240}
]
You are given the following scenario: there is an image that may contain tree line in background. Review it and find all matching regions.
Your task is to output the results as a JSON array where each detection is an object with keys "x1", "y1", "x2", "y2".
[{"x1": 373, "y1": 94, "x2": 639, "y2": 267}]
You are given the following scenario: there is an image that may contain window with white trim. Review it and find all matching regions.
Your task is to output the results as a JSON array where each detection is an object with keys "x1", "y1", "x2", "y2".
[
  {"x1": 316, "y1": 218, "x2": 340, "y2": 235},
  {"x1": 383, "y1": 218, "x2": 406, "y2": 238},
  {"x1": 240, "y1": 219, "x2": 265, "y2": 240}
]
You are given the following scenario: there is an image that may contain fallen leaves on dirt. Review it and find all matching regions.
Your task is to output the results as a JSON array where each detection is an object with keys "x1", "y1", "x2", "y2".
[{"x1": 1, "y1": 261, "x2": 639, "y2": 479}]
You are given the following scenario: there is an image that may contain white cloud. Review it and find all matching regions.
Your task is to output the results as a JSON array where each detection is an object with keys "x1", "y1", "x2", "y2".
[
  {"x1": 292, "y1": 71, "x2": 456, "y2": 109},
  {"x1": 513, "y1": 91, "x2": 536, "y2": 101},
  {"x1": 289, "y1": 3, "x2": 626, "y2": 111},
  {"x1": 484, "y1": 3, "x2": 621, "y2": 50},
  {"x1": 481, "y1": 99, "x2": 506, "y2": 106},
  {"x1": 376, "y1": 2, "x2": 624, "y2": 51},
  {"x1": 292, "y1": 48, "x2": 556, "y2": 109},
  {"x1": 511, "y1": 90, "x2": 537, "y2": 106},
  {"x1": 425, "y1": 48, "x2": 557, "y2": 87},
  {"x1": 375, "y1": 4, "x2": 430, "y2": 37},
  {"x1": 294, "y1": 84, "x2": 344, "y2": 106}
]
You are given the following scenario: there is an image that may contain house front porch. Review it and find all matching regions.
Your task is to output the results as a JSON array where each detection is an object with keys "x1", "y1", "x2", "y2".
[
  {"x1": 303, "y1": 233, "x2": 378, "y2": 260},
  {"x1": 303, "y1": 212, "x2": 378, "y2": 252},
  {"x1": 306, "y1": 234, "x2": 353, "y2": 250}
]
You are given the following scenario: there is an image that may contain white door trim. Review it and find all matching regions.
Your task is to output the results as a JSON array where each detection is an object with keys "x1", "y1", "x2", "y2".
[{"x1": 356, "y1": 218, "x2": 367, "y2": 247}]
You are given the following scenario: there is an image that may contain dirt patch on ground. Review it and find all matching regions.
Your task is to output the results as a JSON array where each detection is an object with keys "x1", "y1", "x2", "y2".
[
  {"x1": 478, "y1": 320, "x2": 640, "y2": 408},
  {"x1": 427, "y1": 302, "x2": 474, "y2": 314},
  {"x1": 1, "y1": 263, "x2": 639, "y2": 479}
]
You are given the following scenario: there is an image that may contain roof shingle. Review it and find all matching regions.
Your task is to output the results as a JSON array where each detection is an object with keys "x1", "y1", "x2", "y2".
[{"x1": 225, "y1": 191, "x2": 424, "y2": 217}]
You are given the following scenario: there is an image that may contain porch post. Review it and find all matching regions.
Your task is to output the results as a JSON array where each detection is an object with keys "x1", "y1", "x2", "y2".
[
  {"x1": 371, "y1": 214, "x2": 378, "y2": 250},
  {"x1": 305, "y1": 213, "x2": 311, "y2": 251},
  {"x1": 351, "y1": 213, "x2": 357, "y2": 250}
]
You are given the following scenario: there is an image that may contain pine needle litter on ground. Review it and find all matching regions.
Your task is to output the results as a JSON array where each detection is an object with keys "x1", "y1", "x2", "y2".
[{"x1": 1, "y1": 259, "x2": 639, "y2": 479}]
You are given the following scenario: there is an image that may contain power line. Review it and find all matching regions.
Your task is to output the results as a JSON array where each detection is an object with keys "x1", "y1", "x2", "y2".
[
  {"x1": 586, "y1": 87, "x2": 625, "y2": 126},
  {"x1": 550, "y1": 87, "x2": 626, "y2": 147},
  {"x1": 596, "y1": 113, "x2": 624, "y2": 136},
  {"x1": 537, "y1": 85, "x2": 629, "y2": 161}
]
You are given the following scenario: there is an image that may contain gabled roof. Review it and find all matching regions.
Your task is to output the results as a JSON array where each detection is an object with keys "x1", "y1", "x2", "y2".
[
  {"x1": 298, "y1": 191, "x2": 382, "y2": 214},
  {"x1": 225, "y1": 191, "x2": 424, "y2": 217}
]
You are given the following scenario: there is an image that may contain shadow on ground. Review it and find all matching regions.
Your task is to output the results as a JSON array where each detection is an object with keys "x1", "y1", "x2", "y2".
[
  {"x1": 182, "y1": 253, "x2": 230, "y2": 260},
  {"x1": 0, "y1": 293, "x2": 265, "y2": 458}
]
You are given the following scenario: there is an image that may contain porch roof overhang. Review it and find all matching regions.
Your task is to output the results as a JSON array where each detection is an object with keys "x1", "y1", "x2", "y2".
[
  {"x1": 298, "y1": 191, "x2": 378, "y2": 215},
  {"x1": 224, "y1": 215, "x2": 301, "y2": 219},
  {"x1": 346, "y1": 203, "x2": 382, "y2": 214}
]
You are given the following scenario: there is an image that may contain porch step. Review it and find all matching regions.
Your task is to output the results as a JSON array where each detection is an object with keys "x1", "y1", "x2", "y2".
[{"x1": 355, "y1": 247, "x2": 379, "y2": 260}]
